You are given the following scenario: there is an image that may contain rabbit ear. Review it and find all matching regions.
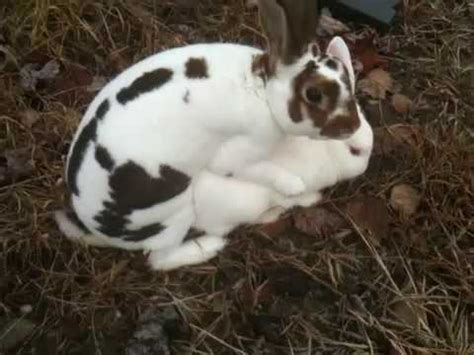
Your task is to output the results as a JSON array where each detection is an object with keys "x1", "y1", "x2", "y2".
[
  {"x1": 326, "y1": 37, "x2": 355, "y2": 92},
  {"x1": 258, "y1": 0, "x2": 319, "y2": 66}
]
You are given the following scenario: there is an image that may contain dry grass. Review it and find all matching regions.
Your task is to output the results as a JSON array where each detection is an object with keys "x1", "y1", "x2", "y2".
[{"x1": 0, "y1": 0, "x2": 473, "y2": 354}]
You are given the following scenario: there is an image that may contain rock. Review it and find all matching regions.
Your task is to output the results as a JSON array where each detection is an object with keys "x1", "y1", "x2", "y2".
[{"x1": 125, "y1": 307, "x2": 179, "y2": 355}]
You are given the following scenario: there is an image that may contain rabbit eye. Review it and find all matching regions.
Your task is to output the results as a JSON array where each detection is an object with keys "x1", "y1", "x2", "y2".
[{"x1": 304, "y1": 87, "x2": 322, "y2": 104}]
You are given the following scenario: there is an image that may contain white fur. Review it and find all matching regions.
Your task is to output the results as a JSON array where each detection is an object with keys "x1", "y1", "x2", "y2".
[
  {"x1": 326, "y1": 36, "x2": 356, "y2": 93},
  {"x1": 147, "y1": 235, "x2": 226, "y2": 271},
  {"x1": 56, "y1": 36, "x2": 368, "y2": 270},
  {"x1": 192, "y1": 107, "x2": 373, "y2": 242},
  {"x1": 59, "y1": 41, "x2": 325, "y2": 252}
]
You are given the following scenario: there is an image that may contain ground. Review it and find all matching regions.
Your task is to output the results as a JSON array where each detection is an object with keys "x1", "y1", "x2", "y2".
[{"x1": 0, "y1": 1, "x2": 473, "y2": 354}]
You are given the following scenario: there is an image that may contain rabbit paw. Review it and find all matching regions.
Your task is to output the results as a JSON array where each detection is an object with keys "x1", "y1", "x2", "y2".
[{"x1": 273, "y1": 175, "x2": 306, "y2": 196}]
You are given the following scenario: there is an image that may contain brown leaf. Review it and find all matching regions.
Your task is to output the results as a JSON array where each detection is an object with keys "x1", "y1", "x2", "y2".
[
  {"x1": 344, "y1": 196, "x2": 389, "y2": 242},
  {"x1": 391, "y1": 94, "x2": 413, "y2": 114},
  {"x1": 317, "y1": 14, "x2": 350, "y2": 36},
  {"x1": 349, "y1": 34, "x2": 389, "y2": 74},
  {"x1": 362, "y1": 100, "x2": 399, "y2": 127},
  {"x1": 124, "y1": 1, "x2": 154, "y2": 26},
  {"x1": 390, "y1": 184, "x2": 421, "y2": 217},
  {"x1": 390, "y1": 283, "x2": 427, "y2": 332},
  {"x1": 3, "y1": 148, "x2": 35, "y2": 181},
  {"x1": 388, "y1": 296, "x2": 427, "y2": 355},
  {"x1": 373, "y1": 124, "x2": 423, "y2": 156},
  {"x1": 392, "y1": 300, "x2": 419, "y2": 327},
  {"x1": 49, "y1": 63, "x2": 94, "y2": 107},
  {"x1": 108, "y1": 49, "x2": 131, "y2": 72},
  {"x1": 293, "y1": 206, "x2": 347, "y2": 237},
  {"x1": 358, "y1": 69, "x2": 394, "y2": 99},
  {"x1": 86, "y1": 75, "x2": 107, "y2": 93},
  {"x1": 258, "y1": 218, "x2": 290, "y2": 237},
  {"x1": 20, "y1": 109, "x2": 41, "y2": 128}
]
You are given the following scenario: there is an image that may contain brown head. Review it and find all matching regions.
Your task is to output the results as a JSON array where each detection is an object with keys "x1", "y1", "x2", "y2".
[{"x1": 253, "y1": 1, "x2": 360, "y2": 139}]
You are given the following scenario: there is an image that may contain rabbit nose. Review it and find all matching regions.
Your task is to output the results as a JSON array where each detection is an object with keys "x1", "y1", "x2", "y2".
[{"x1": 349, "y1": 146, "x2": 361, "y2": 156}]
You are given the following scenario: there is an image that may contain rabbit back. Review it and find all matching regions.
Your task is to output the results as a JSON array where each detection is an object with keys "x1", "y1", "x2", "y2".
[{"x1": 66, "y1": 43, "x2": 271, "y2": 246}]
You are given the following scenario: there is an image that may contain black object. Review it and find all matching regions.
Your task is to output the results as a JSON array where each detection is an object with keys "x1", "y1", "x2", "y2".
[{"x1": 320, "y1": 0, "x2": 400, "y2": 31}]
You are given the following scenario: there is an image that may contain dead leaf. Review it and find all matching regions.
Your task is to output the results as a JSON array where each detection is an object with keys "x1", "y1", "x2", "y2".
[
  {"x1": 349, "y1": 34, "x2": 389, "y2": 74},
  {"x1": 317, "y1": 13, "x2": 350, "y2": 36},
  {"x1": 362, "y1": 100, "x2": 399, "y2": 127},
  {"x1": 49, "y1": 63, "x2": 94, "y2": 106},
  {"x1": 20, "y1": 109, "x2": 40, "y2": 128},
  {"x1": 344, "y1": 196, "x2": 389, "y2": 242},
  {"x1": 391, "y1": 94, "x2": 413, "y2": 114},
  {"x1": 390, "y1": 184, "x2": 421, "y2": 217},
  {"x1": 373, "y1": 124, "x2": 423, "y2": 156},
  {"x1": 390, "y1": 282, "x2": 427, "y2": 333},
  {"x1": 3, "y1": 148, "x2": 35, "y2": 180},
  {"x1": 109, "y1": 49, "x2": 131, "y2": 72},
  {"x1": 358, "y1": 68, "x2": 394, "y2": 99},
  {"x1": 392, "y1": 300, "x2": 419, "y2": 327},
  {"x1": 124, "y1": 1, "x2": 154, "y2": 26},
  {"x1": 86, "y1": 75, "x2": 107, "y2": 93},
  {"x1": 20, "y1": 60, "x2": 60, "y2": 91},
  {"x1": 258, "y1": 218, "x2": 290, "y2": 237},
  {"x1": 293, "y1": 206, "x2": 347, "y2": 237}
]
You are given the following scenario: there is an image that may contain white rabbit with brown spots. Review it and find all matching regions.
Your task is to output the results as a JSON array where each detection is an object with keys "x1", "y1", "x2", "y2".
[
  {"x1": 55, "y1": 1, "x2": 364, "y2": 270},
  {"x1": 147, "y1": 37, "x2": 373, "y2": 270}
]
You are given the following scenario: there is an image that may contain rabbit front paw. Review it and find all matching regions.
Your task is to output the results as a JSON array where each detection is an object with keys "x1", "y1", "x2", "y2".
[{"x1": 273, "y1": 174, "x2": 306, "y2": 196}]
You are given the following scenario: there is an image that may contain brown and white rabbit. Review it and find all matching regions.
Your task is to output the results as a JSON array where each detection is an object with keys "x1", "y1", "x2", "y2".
[
  {"x1": 55, "y1": 1, "x2": 362, "y2": 267},
  {"x1": 146, "y1": 37, "x2": 373, "y2": 270}
]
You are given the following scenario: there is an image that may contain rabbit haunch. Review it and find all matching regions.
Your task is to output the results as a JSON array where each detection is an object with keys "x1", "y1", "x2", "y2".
[{"x1": 56, "y1": 1, "x2": 362, "y2": 255}]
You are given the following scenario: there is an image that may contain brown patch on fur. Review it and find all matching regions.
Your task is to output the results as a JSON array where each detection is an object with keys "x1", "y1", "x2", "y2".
[
  {"x1": 116, "y1": 69, "x2": 172, "y2": 105},
  {"x1": 341, "y1": 65, "x2": 353, "y2": 94},
  {"x1": 288, "y1": 64, "x2": 340, "y2": 127},
  {"x1": 185, "y1": 57, "x2": 208, "y2": 79},
  {"x1": 320, "y1": 100, "x2": 361, "y2": 138},
  {"x1": 325, "y1": 58, "x2": 339, "y2": 71}
]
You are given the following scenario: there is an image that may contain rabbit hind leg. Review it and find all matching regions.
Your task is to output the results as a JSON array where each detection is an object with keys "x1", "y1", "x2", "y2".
[{"x1": 147, "y1": 234, "x2": 226, "y2": 271}]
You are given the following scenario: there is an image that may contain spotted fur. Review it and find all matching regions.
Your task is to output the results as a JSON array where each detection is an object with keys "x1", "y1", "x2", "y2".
[
  {"x1": 56, "y1": 1, "x2": 361, "y2": 270},
  {"x1": 94, "y1": 161, "x2": 190, "y2": 238},
  {"x1": 116, "y1": 68, "x2": 173, "y2": 105},
  {"x1": 67, "y1": 99, "x2": 110, "y2": 195},
  {"x1": 185, "y1": 58, "x2": 208, "y2": 79},
  {"x1": 95, "y1": 145, "x2": 115, "y2": 172}
]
